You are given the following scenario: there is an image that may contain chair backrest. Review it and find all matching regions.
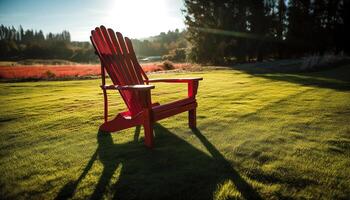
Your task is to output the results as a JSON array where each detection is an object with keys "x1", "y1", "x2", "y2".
[{"x1": 91, "y1": 26, "x2": 149, "y2": 116}]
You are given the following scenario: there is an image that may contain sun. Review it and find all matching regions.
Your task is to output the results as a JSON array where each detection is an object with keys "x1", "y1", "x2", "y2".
[{"x1": 105, "y1": 0, "x2": 179, "y2": 38}]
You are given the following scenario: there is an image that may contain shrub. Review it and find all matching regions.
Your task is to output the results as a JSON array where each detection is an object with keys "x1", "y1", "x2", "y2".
[
  {"x1": 162, "y1": 48, "x2": 187, "y2": 62},
  {"x1": 45, "y1": 70, "x2": 56, "y2": 78},
  {"x1": 159, "y1": 60, "x2": 175, "y2": 70}
]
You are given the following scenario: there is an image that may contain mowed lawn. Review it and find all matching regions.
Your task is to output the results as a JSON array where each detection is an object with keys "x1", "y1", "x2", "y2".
[{"x1": 0, "y1": 65, "x2": 350, "y2": 199}]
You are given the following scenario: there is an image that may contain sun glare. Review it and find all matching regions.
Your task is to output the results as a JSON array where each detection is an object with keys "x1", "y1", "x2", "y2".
[{"x1": 105, "y1": 0, "x2": 183, "y2": 38}]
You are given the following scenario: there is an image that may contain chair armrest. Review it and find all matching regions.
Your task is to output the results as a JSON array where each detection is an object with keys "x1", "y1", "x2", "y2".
[
  {"x1": 148, "y1": 78, "x2": 202, "y2": 98},
  {"x1": 147, "y1": 77, "x2": 203, "y2": 83},
  {"x1": 101, "y1": 84, "x2": 155, "y2": 90}
]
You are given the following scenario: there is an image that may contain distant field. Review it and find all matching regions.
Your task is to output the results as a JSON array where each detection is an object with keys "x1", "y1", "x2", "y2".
[
  {"x1": 0, "y1": 65, "x2": 349, "y2": 199},
  {"x1": 0, "y1": 65, "x2": 100, "y2": 79},
  {"x1": 0, "y1": 59, "x2": 83, "y2": 66},
  {"x1": 0, "y1": 63, "x2": 192, "y2": 80}
]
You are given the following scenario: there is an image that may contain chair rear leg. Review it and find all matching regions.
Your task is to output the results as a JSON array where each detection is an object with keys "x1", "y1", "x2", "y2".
[{"x1": 189, "y1": 108, "x2": 197, "y2": 129}]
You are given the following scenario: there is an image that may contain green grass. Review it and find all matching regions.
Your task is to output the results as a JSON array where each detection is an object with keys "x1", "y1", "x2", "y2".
[{"x1": 1, "y1": 65, "x2": 350, "y2": 199}]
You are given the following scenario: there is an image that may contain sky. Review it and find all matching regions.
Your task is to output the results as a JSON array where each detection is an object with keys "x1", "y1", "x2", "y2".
[{"x1": 0, "y1": 0, "x2": 186, "y2": 41}]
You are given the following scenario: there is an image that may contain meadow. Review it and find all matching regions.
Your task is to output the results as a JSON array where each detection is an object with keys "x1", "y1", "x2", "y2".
[{"x1": 0, "y1": 64, "x2": 349, "y2": 199}]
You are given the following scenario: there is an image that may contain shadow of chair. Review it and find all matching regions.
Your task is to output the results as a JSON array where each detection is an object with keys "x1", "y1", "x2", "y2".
[
  {"x1": 190, "y1": 127, "x2": 262, "y2": 200},
  {"x1": 55, "y1": 124, "x2": 261, "y2": 200}
]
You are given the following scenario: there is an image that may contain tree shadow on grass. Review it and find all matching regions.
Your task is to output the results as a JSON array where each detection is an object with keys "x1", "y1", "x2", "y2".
[
  {"x1": 228, "y1": 62, "x2": 350, "y2": 91},
  {"x1": 56, "y1": 124, "x2": 261, "y2": 200}
]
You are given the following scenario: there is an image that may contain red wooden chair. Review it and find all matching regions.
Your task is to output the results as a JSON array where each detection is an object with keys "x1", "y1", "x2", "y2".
[{"x1": 90, "y1": 26, "x2": 202, "y2": 148}]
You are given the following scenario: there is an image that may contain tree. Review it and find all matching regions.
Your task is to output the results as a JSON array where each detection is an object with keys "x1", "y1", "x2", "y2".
[
  {"x1": 184, "y1": 0, "x2": 348, "y2": 63},
  {"x1": 249, "y1": 0, "x2": 269, "y2": 61},
  {"x1": 276, "y1": 0, "x2": 287, "y2": 58},
  {"x1": 184, "y1": 0, "x2": 275, "y2": 64},
  {"x1": 184, "y1": 0, "x2": 238, "y2": 64}
]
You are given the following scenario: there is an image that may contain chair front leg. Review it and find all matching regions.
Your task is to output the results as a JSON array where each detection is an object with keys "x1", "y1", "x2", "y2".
[
  {"x1": 188, "y1": 80, "x2": 199, "y2": 99},
  {"x1": 143, "y1": 108, "x2": 154, "y2": 148},
  {"x1": 188, "y1": 80, "x2": 199, "y2": 128},
  {"x1": 189, "y1": 108, "x2": 197, "y2": 129},
  {"x1": 138, "y1": 89, "x2": 154, "y2": 148}
]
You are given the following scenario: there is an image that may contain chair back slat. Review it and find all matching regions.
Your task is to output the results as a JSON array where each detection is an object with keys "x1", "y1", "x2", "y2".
[
  {"x1": 92, "y1": 29, "x2": 121, "y2": 85},
  {"x1": 125, "y1": 37, "x2": 148, "y2": 82},
  {"x1": 100, "y1": 27, "x2": 132, "y2": 85},
  {"x1": 116, "y1": 32, "x2": 143, "y2": 84},
  {"x1": 91, "y1": 26, "x2": 148, "y2": 115},
  {"x1": 91, "y1": 30, "x2": 135, "y2": 113},
  {"x1": 106, "y1": 30, "x2": 134, "y2": 85}
]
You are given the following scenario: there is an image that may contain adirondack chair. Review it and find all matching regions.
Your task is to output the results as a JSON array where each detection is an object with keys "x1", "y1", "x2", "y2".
[{"x1": 90, "y1": 26, "x2": 202, "y2": 148}]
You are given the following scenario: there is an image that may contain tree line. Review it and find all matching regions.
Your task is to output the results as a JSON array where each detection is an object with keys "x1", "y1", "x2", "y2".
[
  {"x1": 184, "y1": 0, "x2": 349, "y2": 64},
  {"x1": 0, "y1": 25, "x2": 187, "y2": 63},
  {"x1": 131, "y1": 29, "x2": 188, "y2": 61},
  {"x1": 0, "y1": 25, "x2": 97, "y2": 62}
]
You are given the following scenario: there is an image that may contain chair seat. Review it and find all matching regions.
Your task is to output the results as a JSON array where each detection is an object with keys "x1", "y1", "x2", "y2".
[
  {"x1": 153, "y1": 98, "x2": 195, "y2": 113},
  {"x1": 121, "y1": 98, "x2": 196, "y2": 120},
  {"x1": 153, "y1": 98, "x2": 197, "y2": 121}
]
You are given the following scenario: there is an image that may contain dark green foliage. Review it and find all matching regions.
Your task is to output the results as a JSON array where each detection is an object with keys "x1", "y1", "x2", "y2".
[
  {"x1": 184, "y1": 0, "x2": 349, "y2": 64},
  {"x1": 0, "y1": 26, "x2": 96, "y2": 63},
  {"x1": 183, "y1": 0, "x2": 273, "y2": 64},
  {"x1": 0, "y1": 25, "x2": 98, "y2": 63}
]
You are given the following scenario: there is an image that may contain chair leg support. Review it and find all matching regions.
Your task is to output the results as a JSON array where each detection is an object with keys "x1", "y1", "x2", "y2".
[{"x1": 189, "y1": 108, "x2": 196, "y2": 129}]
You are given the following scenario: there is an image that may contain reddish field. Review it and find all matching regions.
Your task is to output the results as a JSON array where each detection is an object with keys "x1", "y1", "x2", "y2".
[
  {"x1": 0, "y1": 65, "x2": 100, "y2": 79},
  {"x1": 0, "y1": 63, "x2": 191, "y2": 79}
]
